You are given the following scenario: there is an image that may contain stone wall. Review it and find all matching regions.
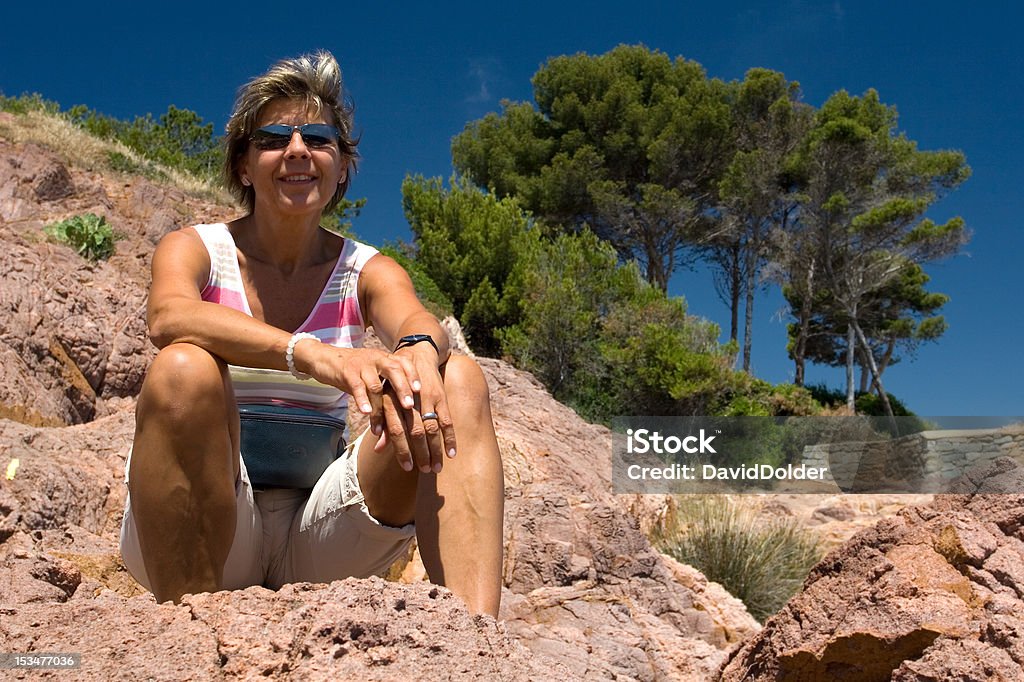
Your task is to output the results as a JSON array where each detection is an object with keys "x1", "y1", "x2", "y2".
[{"x1": 802, "y1": 423, "x2": 1024, "y2": 492}]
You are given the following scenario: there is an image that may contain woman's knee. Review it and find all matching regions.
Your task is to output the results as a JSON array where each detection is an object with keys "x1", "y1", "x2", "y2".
[
  {"x1": 138, "y1": 343, "x2": 232, "y2": 425},
  {"x1": 441, "y1": 355, "x2": 497, "y2": 436},
  {"x1": 442, "y1": 355, "x2": 490, "y2": 407}
]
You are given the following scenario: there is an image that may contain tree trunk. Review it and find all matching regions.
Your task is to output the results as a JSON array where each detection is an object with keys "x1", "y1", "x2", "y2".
[
  {"x1": 643, "y1": 235, "x2": 669, "y2": 293},
  {"x1": 742, "y1": 230, "x2": 757, "y2": 372},
  {"x1": 794, "y1": 340, "x2": 806, "y2": 386},
  {"x1": 858, "y1": 349, "x2": 870, "y2": 394},
  {"x1": 729, "y1": 244, "x2": 741, "y2": 343},
  {"x1": 845, "y1": 323, "x2": 856, "y2": 411},
  {"x1": 878, "y1": 337, "x2": 896, "y2": 379},
  {"x1": 793, "y1": 258, "x2": 815, "y2": 387},
  {"x1": 852, "y1": 320, "x2": 897, "y2": 430}
]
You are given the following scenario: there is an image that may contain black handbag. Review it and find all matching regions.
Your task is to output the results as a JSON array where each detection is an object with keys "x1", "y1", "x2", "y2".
[{"x1": 238, "y1": 405, "x2": 347, "y2": 489}]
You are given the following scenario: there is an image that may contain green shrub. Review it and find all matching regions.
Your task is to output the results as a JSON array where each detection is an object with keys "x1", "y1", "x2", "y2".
[
  {"x1": 403, "y1": 175, "x2": 531, "y2": 352},
  {"x1": 806, "y1": 382, "x2": 847, "y2": 409},
  {"x1": 400, "y1": 175, "x2": 825, "y2": 424},
  {"x1": 461, "y1": 277, "x2": 503, "y2": 355},
  {"x1": 0, "y1": 92, "x2": 60, "y2": 115},
  {"x1": 653, "y1": 496, "x2": 823, "y2": 622},
  {"x1": 806, "y1": 383, "x2": 917, "y2": 419},
  {"x1": 706, "y1": 375, "x2": 820, "y2": 420},
  {"x1": 67, "y1": 103, "x2": 222, "y2": 180},
  {"x1": 44, "y1": 213, "x2": 118, "y2": 261},
  {"x1": 765, "y1": 383, "x2": 822, "y2": 416},
  {"x1": 855, "y1": 391, "x2": 914, "y2": 417}
]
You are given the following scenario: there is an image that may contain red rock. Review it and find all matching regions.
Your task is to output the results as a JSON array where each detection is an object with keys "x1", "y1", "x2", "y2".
[{"x1": 720, "y1": 463, "x2": 1024, "y2": 681}]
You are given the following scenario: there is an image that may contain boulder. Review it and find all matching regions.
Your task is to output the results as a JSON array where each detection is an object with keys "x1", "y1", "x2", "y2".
[{"x1": 720, "y1": 459, "x2": 1024, "y2": 681}]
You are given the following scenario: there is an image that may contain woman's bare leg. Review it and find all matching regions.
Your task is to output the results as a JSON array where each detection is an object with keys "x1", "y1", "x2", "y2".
[
  {"x1": 358, "y1": 355, "x2": 504, "y2": 616},
  {"x1": 128, "y1": 343, "x2": 239, "y2": 603}
]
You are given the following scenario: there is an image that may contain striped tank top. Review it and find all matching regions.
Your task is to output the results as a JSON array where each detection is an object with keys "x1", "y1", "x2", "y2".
[{"x1": 193, "y1": 223, "x2": 378, "y2": 425}]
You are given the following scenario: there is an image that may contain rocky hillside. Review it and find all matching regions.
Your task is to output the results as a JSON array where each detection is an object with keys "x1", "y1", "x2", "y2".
[
  {"x1": 2, "y1": 119, "x2": 1022, "y2": 681},
  {"x1": 0, "y1": 128, "x2": 758, "y2": 679}
]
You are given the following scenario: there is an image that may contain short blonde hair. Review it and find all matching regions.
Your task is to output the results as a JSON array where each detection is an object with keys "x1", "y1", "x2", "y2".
[{"x1": 223, "y1": 50, "x2": 359, "y2": 213}]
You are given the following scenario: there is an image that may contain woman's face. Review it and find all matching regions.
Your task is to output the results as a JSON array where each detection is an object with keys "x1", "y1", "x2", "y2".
[{"x1": 239, "y1": 98, "x2": 346, "y2": 218}]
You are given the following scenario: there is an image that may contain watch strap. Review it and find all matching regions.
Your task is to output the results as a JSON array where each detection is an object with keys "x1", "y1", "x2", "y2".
[{"x1": 394, "y1": 334, "x2": 439, "y2": 356}]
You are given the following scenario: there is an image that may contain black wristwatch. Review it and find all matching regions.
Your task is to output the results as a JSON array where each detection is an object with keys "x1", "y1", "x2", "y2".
[{"x1": 394, "y1": 334, "x2": 439, "y2": 355}]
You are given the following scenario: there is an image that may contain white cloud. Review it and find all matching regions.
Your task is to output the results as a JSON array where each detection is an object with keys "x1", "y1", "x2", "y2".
[{"x1": 466, "y1": 57, "x2": 501, "y2": 104}]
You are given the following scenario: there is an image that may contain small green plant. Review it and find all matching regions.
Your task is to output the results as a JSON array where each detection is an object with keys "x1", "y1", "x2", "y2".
[
  {"x1": 44, "y1": 213, "x2": 118, "y2": 261},
  {"x1": 0, "y1": 92, "x2": 60, "y2": 115},
  {"x1": 652, "y1": 496, "x2": 823, "y2": 622}
]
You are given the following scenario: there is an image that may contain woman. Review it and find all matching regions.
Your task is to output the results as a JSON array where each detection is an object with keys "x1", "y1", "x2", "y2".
[{"x1": 119, "y1": 51, "x2": 504, "y2": 617}]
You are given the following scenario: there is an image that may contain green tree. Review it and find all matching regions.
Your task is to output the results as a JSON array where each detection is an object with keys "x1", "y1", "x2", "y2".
[
  {"x1": 784, "y1": 90, "x2": 969, "y2": 414},
  {"x1": 321, "y1": 197, "x2": 367, "y2": 236},
  {"x1": 402, "y1": 175, "x2": 815, "y2": 423},
  {"x1": 452, "y1": 44, "x2": 734, "y2": 292},
  {"x1": 712, "y1": 68, "x2": 810, "y2": 371},
  {"x1": 785, "y1": 262, "x2": 949, "y2": 392},
  {"x1": 499, "y1": 228, "x2": 734, "y2": 419},
  {"x1": 499, "y1": 229, "x2": 626, "y2": 401},
  {"x1": 598, "y1": 286, "x2": 733, "y2": 417},
  {"x1": 401, "y1": 175, "x2": 536, "y2": 355},
  {"x1": 378, "y1": 244, "x2": 453, "y2": 319}
]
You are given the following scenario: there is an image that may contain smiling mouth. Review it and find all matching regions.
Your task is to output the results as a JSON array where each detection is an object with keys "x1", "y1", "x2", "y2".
[{"x1": 281, "y1": 175, "x2": 316, "y2": 183}]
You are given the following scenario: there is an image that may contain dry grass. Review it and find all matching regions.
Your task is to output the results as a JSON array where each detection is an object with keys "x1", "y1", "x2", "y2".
[
  {"x1": 0, "y1": 109, "x2": 230, "y2": 204},
  {"x1": 652, "y1": 494, "x2": 824, "y2": 622}
]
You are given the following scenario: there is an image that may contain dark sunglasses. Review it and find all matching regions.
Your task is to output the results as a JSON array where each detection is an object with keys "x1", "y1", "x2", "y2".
[{"x1": 250, "y1": 124, "x2": 340, "y2": 150}]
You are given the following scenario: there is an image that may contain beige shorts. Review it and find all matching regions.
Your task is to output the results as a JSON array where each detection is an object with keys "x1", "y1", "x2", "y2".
[{"x1": 119, "y1": 429, "x2": 416, "y2": 592}]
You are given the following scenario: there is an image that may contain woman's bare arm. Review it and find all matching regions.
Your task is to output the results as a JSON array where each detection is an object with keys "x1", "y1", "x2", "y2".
[{"x1": 146, "y1": 228, "x2": 416, "y2": 417}]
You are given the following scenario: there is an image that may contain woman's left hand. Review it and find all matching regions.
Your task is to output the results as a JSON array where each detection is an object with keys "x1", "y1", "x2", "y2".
[{"x1": 373, "y1": 342, "x2": 456, "y2": 474}]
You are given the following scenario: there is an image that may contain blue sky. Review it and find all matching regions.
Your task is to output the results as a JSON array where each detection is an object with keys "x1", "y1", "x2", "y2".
[{"x1": 2, "y1": 1, "x2": 1020, "y2": 416}]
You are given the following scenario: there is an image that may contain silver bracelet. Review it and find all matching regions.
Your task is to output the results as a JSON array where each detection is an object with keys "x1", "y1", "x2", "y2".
[{"x1": 286, "y1": 332, "x2": 319, "y2": 380}]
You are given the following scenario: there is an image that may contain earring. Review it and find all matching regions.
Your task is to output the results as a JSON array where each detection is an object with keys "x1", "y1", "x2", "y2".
[{"x1": 241, "y1": 176, "x2": 251, "y2": 186}]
